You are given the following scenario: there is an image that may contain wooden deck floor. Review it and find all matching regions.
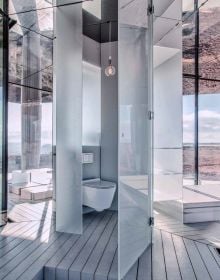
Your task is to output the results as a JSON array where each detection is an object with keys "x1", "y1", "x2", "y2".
[
  {"x1": 8, "y1": 194, "x2": 53, "y2": 223},
  {"x1": 155, "y1": 211, "x2": 220, "y2": 247},
  {"x1": 125, "y1": 210, "x2": 220, "y2": 279},
  {"x1": 3, "y1": 196, "x2": 220, "y2": 280},
  {"x1": 0, "y1": 197, "x2": 117, "y2": 280}
]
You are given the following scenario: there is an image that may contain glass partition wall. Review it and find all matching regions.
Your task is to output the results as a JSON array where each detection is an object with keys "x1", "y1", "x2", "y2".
[
  {"x1": 7, "y1": 0, "x2": 53, "y2": 222},
  {"x1": 0, "y1": 0, "x2": 8, "y2": 227},
  {"x1": 183, "y1": 0, "x2": 220, "y2": 211},
  {"x1": 153, "y1": 0, "x2": 183, "y2": 222},
  {"x1": 118, "y1": 0, "x2": 153, "y2": 277}
]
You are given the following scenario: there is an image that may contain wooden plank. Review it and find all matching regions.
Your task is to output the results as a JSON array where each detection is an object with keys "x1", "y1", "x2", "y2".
[
  {"x1": 172, "y1": 234, "x2": 196, "y2": 280},
  {"x1": 44, "y1": 213, "x2": 97, "y2": 280},
  {"x1": 195, "y1": 242, "x2": 220, "y2": 280},
  {"x1": 137, "y1": 248, "x2": 151, "y2": 280},
  {"x1": 195, "y1": 239, "x2": 213, "y2": 245},
  {"x1": 0, "y1": 221, "x2": 55, "y2": 279},
  {"x1": 0, "y1": 222, "x2": 33, "y2": 246},
  {"x1": 173, "y1": 230, "x2": 206, "y2": 237},
  {"x1": 183, "y1": 238, "x2": 211, "y2": 280},
  {"x1": 2, "y1": 226, "x2": 59, "y2": 280},
  {"x1": 81, "y1": 214, "x2": 117, "y2": 280},
  {"x1": 152, "y1": 229, "x2": 166, "y2": 280},
  {"x1": 172, "y1": 224, "x2": 208, "y2": 233},
  {"x1": 18, "y1": 202, "x2": 53, "y2": 217},
  {"x1": 55, "y1": 211, "x2": 106, "y2": 280},
  {"x1": 0, "y1": 221, "x2": 54, "y2": 263},
  {"x1": 161, "y1": 231, "x2": 182, "y2": 280},
  {"x1": 208, "y1": 246, "x2": 220, "y2": 267},
  {"x1": 9, "y1": 205, "x2": 42, "y2": 221},
  {"x1": 17, "y1": 233, "x2": 71, "y2": 280},
  {"x1": 8, "y1": 210, "x2": 31, "y2": 222},
  {"x1": 95, "y1": 225, "x2": 118, "y2": 280},
  {"x1": 157, "y1": 224, "x2": 195, "y2": 232},
  {"x1": 0, "y1": 222, "x2": 39, "y2": 254},
  {"x1": 68, "y1": 212, "x2": 113, "y2": 280},
  {"x1": 108, "y1": 248, "x2": 118, "y2": 280},
  {"x1": 9, "y1": 202, "x2": 52, "y2": 222}
]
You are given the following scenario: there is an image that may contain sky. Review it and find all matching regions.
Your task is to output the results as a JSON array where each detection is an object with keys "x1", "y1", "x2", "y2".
[
  {"x1": 8, "y1": 102, "x2": 52, "y2": 149},
  {"x1": 183, "y1": 93, "x2": 220, "y2": 144}
]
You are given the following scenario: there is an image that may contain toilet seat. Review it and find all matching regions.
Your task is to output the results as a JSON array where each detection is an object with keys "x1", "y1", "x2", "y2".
[
  {"x1": 84, "y1": 180, "x2": 116, "y2": 189},
  {"x1": 82, "y1": 179, "x2": 116, "y2": 212}
]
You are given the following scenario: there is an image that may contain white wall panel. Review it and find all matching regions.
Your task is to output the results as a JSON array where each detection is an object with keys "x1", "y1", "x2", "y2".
[{"x1": 54, "y1": 3, "x2": 83, "y2": 234}]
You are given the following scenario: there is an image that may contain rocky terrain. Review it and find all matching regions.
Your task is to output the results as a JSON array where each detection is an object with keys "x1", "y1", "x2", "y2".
[{"x1": 183, "y1": 5, "x2": 220, "y2": 94}]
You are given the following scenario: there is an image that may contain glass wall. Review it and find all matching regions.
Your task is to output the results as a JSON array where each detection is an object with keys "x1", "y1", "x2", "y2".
[
  {"x1": 183, "y1": 78, "x2": 195, "y2": 184},
  {"x1": 153, "y1": 0, "x2": 183, "y2": 221},
  {"x1": 82, "y1": 62, "x2": 101, "y2": 146},
  {"x1": 198, "y1": 1, "x2": 220, "y2": 184},
  {"x1": 0, "y1": 0, "x2": 8, "y2": 226},
  {"x1": 183, "y1": 0, "x2": 220, "y2": 194},
  {"x1": 8, "y1": 0, "x2": 53, "y2": 187},
  {"x1": 118, "y1": 0, "x2": 152, "y2": 277}
]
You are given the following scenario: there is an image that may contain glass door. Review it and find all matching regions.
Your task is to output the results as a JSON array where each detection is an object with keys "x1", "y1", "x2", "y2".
[
  {"x1": 0, "y1": 0, "x2": 8, "y2": 227},
  {"x1": 118, "y1": 0, "x2": 154, "y2": 277}
]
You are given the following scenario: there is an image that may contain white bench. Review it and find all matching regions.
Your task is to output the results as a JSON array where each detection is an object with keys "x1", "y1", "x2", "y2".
[
  {"x1": 9, "y1": 182, "x2": 40, "y2": 195},
  {"x1": 21, "y1": 185, "x2": 53, "y2": 201}
]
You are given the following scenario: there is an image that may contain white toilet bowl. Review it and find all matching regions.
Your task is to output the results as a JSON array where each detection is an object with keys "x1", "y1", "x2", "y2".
[{"x1": 83, "y1": 179, "x2": 116, "y2": 212}]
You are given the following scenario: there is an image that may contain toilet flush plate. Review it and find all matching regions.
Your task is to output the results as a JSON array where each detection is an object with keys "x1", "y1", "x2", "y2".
[{"x1": 82, "y1": 153, "x2": 94, "y2": 164}]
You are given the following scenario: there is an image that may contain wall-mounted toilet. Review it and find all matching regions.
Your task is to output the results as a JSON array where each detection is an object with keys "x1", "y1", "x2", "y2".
[{"x1": 83, "y1": 179, "x2": 116, "y2": 212}]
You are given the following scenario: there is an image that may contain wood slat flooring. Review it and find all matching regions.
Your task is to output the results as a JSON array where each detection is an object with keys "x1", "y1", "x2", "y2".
[
  {"x1": 125, "y1": 228, "x2": 220, "y2": 280},
  {"x1": 0, "y1": 197, "x2": 117, "y2": 280},
  {"x1": 155, "y1": 211, "x2": 220, "y2": 247},
  {"x1": 125, "y1": 210, "x2": 220, "y2": 280},
  {"x1": 3, "y1": 195, "x2": 220, "y2": 280},
  {"x1": 8, "y1": 193, "x2": 53, "y2": 223}
]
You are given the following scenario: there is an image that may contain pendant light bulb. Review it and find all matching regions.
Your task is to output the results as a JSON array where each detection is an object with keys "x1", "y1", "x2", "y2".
[
  {"x1": 105, "y1": 56, "x2": 116, "y2": 77},
  {"x1": 105, "y1": 22, "x2": 116, "y2": 77}
]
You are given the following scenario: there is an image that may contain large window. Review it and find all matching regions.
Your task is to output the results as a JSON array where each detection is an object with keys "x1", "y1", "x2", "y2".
[
  {"x1": 8, "y1": 0, "x2": 53, "y2": 180},
  {"x1": 183, "y1": 0, "x2": 220, "y2": 184}
]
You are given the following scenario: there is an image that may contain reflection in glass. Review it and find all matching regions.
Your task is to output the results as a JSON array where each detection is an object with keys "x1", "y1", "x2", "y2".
[
  {"x1": 9, "y1": 0, "x2": 52, "y2": 16},
  {"x1": 82, "y1": 62, "x2": 101, "y2": 146},
  {"x1": 183, "y1": 78, "x2": 195, "y2": 184},
  {"x1": 199, "y1": 0, "x2": 220, "y2": 80},
  {"x1": 9, "y1": 23, "x2": 53, "y2": 91},
  {"x1": 0, "y1": 12, "x2": 7, "y2": 226},
  {"x1": 199, "y1": 82, "x2": 220, "y2": 183},
  {"x1": 183, "y1": 11, "x2": 196, "y2": 75},
  {"x1": 8, "y1": 85, "x2": 52, "y2": 173},
  {"x1": 118, "y1": 0, "x2": 152, "y2": 272},
  {"x1": 8, "y1": 1, "x2": 53, "y2": 191},
  {"x1": 9, "y1": 0, "x2": 54, "y2": 38}
]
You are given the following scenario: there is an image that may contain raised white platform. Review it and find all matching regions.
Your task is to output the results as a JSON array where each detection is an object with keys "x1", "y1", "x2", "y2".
[
  {"x1": 21, "y1": 185, "x2": 53, "y2": 201},
  {"x1": 9, "y1": 182, "x2": 40, "y2": 195},
  {"x1": 183, "y1": 187, "x2": 220, "y2": 223},
  {"x1": 11, "y1": 170, "x2": 31, "y2": 185}
]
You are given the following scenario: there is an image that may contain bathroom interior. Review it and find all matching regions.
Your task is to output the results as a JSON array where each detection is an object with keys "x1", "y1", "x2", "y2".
[
  {"x1": 81, "y1": 0, "x2": 118, "y2": 214},
  {"x1": 6, "y1": 0, "x2": 153, "y2": 276},
  {"x1": 7, "y1": 0, "x2": 119, "y2": 223},
  {"x1": 2, "y1": 0, "x2": 220, "y2": 279}
]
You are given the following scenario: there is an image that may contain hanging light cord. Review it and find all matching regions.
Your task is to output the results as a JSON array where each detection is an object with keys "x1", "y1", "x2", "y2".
[{"x1": 108, "y1": 21, "x2": 112, "y2": 62}]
